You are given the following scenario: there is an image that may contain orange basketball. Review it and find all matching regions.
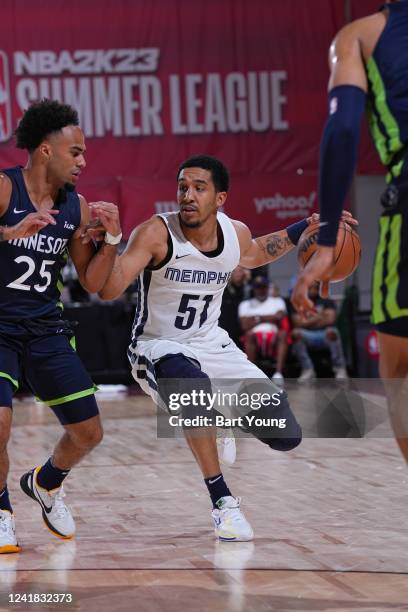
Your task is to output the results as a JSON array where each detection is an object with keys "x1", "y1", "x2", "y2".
[{"x1": 297, "y1": 221, "x2": 361, "y2": 282}]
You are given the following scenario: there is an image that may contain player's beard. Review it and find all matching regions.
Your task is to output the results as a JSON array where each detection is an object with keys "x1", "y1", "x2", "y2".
[
  {"x1": 64, "y1": 182, "x2": 76, "y2": 192},
  {"x1": 179, "y1": 217, "x2": 201, "y2": 228}
]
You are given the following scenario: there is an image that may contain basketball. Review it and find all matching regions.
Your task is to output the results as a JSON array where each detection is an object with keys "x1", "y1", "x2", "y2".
[{"x1": 297, "y1": 221, "x2": 361, "y2": 282}]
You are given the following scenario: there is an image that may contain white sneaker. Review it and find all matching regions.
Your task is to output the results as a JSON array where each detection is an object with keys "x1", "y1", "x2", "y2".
[
  {"x1": 298, "y1": 368, "x2": 314, "y2": 382},
  {"x1": 211, "y1": 496, "x2": 254, "y2": 542},
  {"x1": 272, "y1": 371, "x2": 284, "y2": 382},
  {"x1": 217, "y1": 435, "x2": 236, "y2": 465},
  {"x1": 0, "y1": 510, "x2": 20, "y2": 553},
  {"x1": 20, "y1": 467, "x2": 75, "y2": 539},
  {"x1": 334, "y1": 367, "x2": 348, "y2": 379}
]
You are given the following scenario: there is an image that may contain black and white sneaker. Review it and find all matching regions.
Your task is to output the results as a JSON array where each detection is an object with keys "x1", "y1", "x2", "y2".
[{"x1": 20, "y1": 467, "x2": 75, "y2": 539}]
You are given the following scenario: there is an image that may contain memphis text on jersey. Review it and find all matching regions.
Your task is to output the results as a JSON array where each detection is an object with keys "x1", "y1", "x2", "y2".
[{"x1": 164, "y1": 266, "x2": 232, "y2": 285}]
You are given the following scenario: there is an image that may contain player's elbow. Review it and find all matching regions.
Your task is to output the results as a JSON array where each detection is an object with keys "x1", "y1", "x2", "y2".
[
  {"x1": 78, "y1": 276, "x2": 102, "y2": 295},
  {"x1": 98, "y1": 284, "x2": 123, "y2": 301},
  {"x1": 325, "y1": 118, "x2": 357, "y2": 150},
  {"x1": 98, "y1": 288, "x2": 118, "y2": 301},
  {"x1": 239, "y1": 256, "x2": 262, "y2": 270}
]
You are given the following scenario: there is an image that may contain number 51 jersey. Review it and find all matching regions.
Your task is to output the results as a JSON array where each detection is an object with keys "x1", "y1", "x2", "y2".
[
  {"x1": 128, "y1": 211, "x2": 241, "y2": 353},
  {"x1": 0, "y1": 167, "x2": 80, "y2": 321}
]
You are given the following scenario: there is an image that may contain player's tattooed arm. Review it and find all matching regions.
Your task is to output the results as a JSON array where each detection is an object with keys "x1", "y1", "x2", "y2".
[
  {"x1": 255, "y1": 232, "x2": 294, "y2": 261},
  {"x1": 233, "y1": 219, "x2": 295, "y2": 268}
]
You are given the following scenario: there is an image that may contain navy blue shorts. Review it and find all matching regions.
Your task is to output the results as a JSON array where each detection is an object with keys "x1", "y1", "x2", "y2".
[{"x1": 0, "y1": 325, "x2": 98, "y2": 425}]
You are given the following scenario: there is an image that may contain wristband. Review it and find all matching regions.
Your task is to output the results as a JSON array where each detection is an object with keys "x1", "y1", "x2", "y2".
[
  {"x1": 104, "y1": 231, "x2": 122, "y2": 246},
  {"x1": 286, "y1": 219, "x2": 308, "y2": 245}
]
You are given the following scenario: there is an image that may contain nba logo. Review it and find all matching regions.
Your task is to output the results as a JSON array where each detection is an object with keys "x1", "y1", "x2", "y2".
[{"x1": 0, "y1": 50, "x2": 12, "y2": 143}]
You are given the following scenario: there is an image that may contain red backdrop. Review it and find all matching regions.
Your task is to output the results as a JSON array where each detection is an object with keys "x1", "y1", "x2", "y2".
[{"x1": 0, "y1": 0, "x2": 383, "y2": 237}]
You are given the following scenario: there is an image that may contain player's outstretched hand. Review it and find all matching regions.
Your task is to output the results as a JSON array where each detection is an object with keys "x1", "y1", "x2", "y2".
[
  {"x1": 291, "y1": 246, "x2": 336, "y2": 313},
  {"x1": 5, "y1": 209, "x2": 59, "y2": 240},
  {"x1": 306, "y1": 210, "x2": 358, "y2": 227}
]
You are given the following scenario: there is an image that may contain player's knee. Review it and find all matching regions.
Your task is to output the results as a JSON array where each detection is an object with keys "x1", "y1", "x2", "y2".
[
  {"x1": 155, "y1": 353, "x2": 205, "y2": 380},
  {"x1": 0, "y1": 379, "x2": 14, "y2": 411},
  {"x1": 69, "y1": 418, "x2": 104, "y2": 449},
  {"x1": 155, "y1": 353, "x2": 212, "y2": 417},
  {"x1": 88, "y1": 422, "x2": 104, "y2": 447},
  {"x1": 325, "y1": 327, "x2": 338, "y2": 342},
  {"x1": 0, "y1": 422, "x2": 11, "y2": 451},
  {"x1": 261, "y1": 433, "x2": 302, "y2": 452},
  {"x1": 240, "y1": 386, "x2": 302, "y2": 452}
]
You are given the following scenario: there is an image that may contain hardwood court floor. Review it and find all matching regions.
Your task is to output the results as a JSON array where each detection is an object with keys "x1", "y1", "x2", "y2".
[{"x1": 1, "y1": 385, "x2": 408, "y2": 611}]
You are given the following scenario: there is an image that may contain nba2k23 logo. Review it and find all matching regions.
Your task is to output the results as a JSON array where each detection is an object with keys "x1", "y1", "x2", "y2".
[{"x1": 0, "y1": 51, "x2": 12, "y2": 143}]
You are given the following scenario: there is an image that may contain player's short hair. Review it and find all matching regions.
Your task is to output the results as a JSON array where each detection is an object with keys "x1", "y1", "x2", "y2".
[
  {"x1": 177, "y1": 155, "x2": 229, "y2": 192},
  {"x1": 15, "y1": 99, "x2": 79, "y2": 152}
]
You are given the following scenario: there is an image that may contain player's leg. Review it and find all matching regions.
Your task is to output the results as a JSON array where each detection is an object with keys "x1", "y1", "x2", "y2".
[
  {"x1": 20, "y1": 334, "x2": 101, "y2": 539},
  {"x1": 51, "y1": 414, "x2": 103, "y2": 470},
  {"x1": 0, "y1": 405, "x2": 12, "y2": 493},
  {"x1": 377, "y1": 330, "x2": 408, "y2": 462},
  {"x1": 0, "y1": 343, "x2": 21, "y2": 553},
  {"x1": 202, "y1": 343, "x2": 302, "y2": 452},
  {"x1": 154, "y1": 353, "x2": 253, "y2": 541}
]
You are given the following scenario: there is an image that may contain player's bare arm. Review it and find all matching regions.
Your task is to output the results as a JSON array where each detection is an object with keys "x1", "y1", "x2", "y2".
[
  {"x1": 0, "y1": 172, "x2": 58, "y2": 241},
  {"x1": 234, "y1": 211, "x2": 357, "y2": 269},
  {"x1": 328, "y1": 20, "x2": 369, "y2": 92},
  {"x1": 291, "y1": 20, "x2": 370, "y2": 313},
  {"x1": 234, "y1": 221, "x2": 294, "y2": 269},
  {"x1": 68, "y1": 195, "x2": 121, "y2": 293},
  {"x1": 99, "y1": 216, "x2": 169, "y2": 300}
]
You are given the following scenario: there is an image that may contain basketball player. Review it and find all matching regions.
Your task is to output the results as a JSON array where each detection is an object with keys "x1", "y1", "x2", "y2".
[
  {"x1": 99, "y1": 155, "x2": 355, "y2": 541},
  {"x1": 291, "y1": 0, "x2": 408, "y2": 462},
  {"x1": 0, "y1": 99, "x2": 121, "y2": 552}
]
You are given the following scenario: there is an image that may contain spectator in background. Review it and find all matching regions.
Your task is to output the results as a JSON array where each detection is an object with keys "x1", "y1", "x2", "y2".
[
  {"x1": 270, "y1": 282, "x2": 281, "y2": 298},
  {"x1": 219, "y1": 266, "x2": 250, "y2": 348},
  {"x1": 291, "y1": 281, "x2": 347, "y2": 381},
  {"x1": 239, "y1": 276, "x2": 288, "y2": 382}
]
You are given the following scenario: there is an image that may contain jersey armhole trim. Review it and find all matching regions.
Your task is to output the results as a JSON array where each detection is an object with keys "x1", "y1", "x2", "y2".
[
  {"x1": 146, "y1": 216, "x2": 173, "y2": 271},
  {"x1": 0, "y1": 170, "x2": 14, "y2": 222}
]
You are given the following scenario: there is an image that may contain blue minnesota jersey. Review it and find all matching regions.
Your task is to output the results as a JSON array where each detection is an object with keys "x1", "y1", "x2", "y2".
[
  {"x1": 366, "y1": 1, "x2": 408, "y2": 183},
  {"x1": 0, "y1": 167, "x2": 81, "y2": 321}
]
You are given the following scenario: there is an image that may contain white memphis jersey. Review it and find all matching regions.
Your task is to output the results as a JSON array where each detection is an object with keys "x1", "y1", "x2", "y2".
[{"x1": 128, "y1": 211, "x2": 240, "y2": 359}]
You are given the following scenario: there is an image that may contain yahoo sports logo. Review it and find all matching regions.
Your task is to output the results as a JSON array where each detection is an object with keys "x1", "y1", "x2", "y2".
[{"x1": 0, "y1": 50, "x2": 12, "y2": 143}]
